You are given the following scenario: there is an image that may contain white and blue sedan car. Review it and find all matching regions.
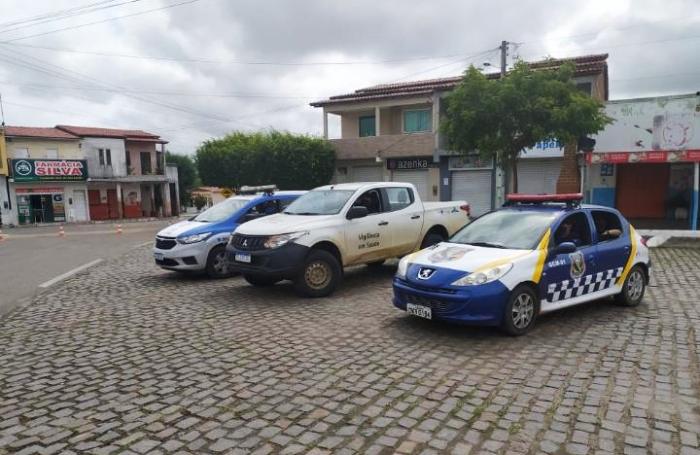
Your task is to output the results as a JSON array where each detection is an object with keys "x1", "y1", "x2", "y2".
[{"x1": 393, "y1": 193, "x2": 651, "y2": 335}]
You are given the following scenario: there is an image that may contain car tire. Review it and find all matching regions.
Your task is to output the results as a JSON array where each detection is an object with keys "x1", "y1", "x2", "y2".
[
  {"x1": 421, "y1": 231, "x2": 445, "y2": 249},
  {"x1": 205, "y1": 245, "x2": 232, "y2": 279},
  {"x1": 501, "y1": 285, "x2": 539, "y2": 336},
  {"x1": 367, "y1": 260, "x2": 385, "y2": 268},
  {"x1": 615, "y1": 265, "x2": 646, "y2": 306},
  {"x1": 243, "y1": 274, "x2": 281, "y2": 287},
  {"x1": 294, "y1": 249, "x2": 342, "y2": 298}
]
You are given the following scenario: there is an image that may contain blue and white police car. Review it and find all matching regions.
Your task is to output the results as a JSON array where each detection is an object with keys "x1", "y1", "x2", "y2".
[
  {"x1": 153, "y1": 186, "x2": 304, "y2": 278},
  {"x1": 393, "y1": 193, "x2": 650, "y2": 335}
]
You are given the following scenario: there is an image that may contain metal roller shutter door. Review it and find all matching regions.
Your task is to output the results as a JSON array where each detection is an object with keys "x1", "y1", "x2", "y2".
[
  {"x1": 392, "y1": 170, "x2": 430, "y2": 201},
  {"x1": 451, "y1": 170, "x2": 492, "y2": 216},
  {"x1": 517, "y1": 160, "x2": 562, "y2": 194},
  {"x1": 352, "y1": 166, "x2": 383, "y2": 182}
]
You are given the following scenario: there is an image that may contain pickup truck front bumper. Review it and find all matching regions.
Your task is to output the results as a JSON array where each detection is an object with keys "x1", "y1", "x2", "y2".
[{"x1": 226, "y1": 242, "x2": 309, "y2": 279}]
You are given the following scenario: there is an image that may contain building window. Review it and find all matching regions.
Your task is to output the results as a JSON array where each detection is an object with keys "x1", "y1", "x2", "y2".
[
  {"x1": 98, "y1": 148, "x2": 105, "y2": 165},
  {"x1": 46, "y1": 149, "x2": 58, "y2": 159},
  {"x1": 403, "y1": 109, "x2": 431, "y2": 133},
  {"x1": 359, "y1": 115, "x2": 376, "y2": 137},
  {"x1": 126, "y1": 150, "x2": 131, "y2": 167},
  {"x1": 576, "y1": 82, "x2": 592, "y2": 96},
  {"x1": 105, "y1": 149, "x2": 112, "y2": 166},
  {"x1": 14, "y1": 148, "x2": 29, "y2": 158}
]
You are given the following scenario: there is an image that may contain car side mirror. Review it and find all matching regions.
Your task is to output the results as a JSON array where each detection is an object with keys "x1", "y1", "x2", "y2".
[
  {"x1": 553, "y1": 242, "x2": 577, "y2": 255},
  {"x1": 347, "y1": 206, "x2": 369, "y2": 220}
]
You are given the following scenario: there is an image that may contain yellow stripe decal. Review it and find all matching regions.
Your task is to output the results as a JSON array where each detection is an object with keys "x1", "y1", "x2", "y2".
[
  {"x1": 617, "y1": 225, "x2": 638, "y2": 284},
  {"x1": 531, "y1": 228, "x2": 551, "y2": 284}
]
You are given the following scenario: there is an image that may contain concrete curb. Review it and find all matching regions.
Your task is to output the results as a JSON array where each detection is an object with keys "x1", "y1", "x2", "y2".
[{"x1": 638, "y1": 230, "x2": 700, "y2": 248}]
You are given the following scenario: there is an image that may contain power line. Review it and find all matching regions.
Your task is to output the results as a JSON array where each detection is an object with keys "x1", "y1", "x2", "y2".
[
  {"x1": 0, "y1": 41, "x2": 489, "y2": 66},
  {"x1": 2, "y1": 0, "x2": 204, "y2": 43},
  {"x1": 0, "y1": 0, "x2": 147, "y2": 35},
  {"x1": 0, "y1": 0, "x2": 120, "y2": 28}
]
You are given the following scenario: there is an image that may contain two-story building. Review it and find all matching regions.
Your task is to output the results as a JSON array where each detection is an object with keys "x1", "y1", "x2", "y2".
[
  {"x1": 55, "y1": 125, "x2": 173, "y2": 221},
  {"x1": 311, "y1": 54, "x2": 609, "y2": 216},
  {"x1": 3, "y1": 126, "x2": 89, "y2": 225}
]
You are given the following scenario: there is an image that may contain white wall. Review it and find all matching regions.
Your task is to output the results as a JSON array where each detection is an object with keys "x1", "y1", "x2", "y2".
[
  {"x1": 0, "y1": 176, "x2": 13, "y2": 226},
  {"x1": 82, "y1": 137, "x2": 127, "y2": 178}
]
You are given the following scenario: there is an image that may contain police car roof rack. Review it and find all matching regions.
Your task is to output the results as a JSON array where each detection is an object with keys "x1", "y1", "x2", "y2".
[
  {"x1": 504, "y1": 193, "x2": 583, "y2": 209},
  {"x1": 239, "y1": 184, "x2": 277, "y2": 195}
]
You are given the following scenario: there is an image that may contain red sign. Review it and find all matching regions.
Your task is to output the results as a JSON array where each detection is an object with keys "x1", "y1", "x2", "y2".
[
  {"x1": 34, "y1": 160, "x2": 84, "y2": 177},
  {"x1": 587, "y1": 149, "x2": 700, "y2": 164}
]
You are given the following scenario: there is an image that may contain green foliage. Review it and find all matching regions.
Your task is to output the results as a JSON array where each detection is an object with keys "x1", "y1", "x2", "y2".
[
  {"x1": 441, "y1": 61, "x2": 613, "y2": 191},
  {"x1": 195, "y1": 131, "x2": 335, "y2": 190},
  {"x1": 166, "y1": 151, "x2": 199, "y2": 207},
  {"x1": 192, "y1": 194, "x2": 208, "y2": 211}
]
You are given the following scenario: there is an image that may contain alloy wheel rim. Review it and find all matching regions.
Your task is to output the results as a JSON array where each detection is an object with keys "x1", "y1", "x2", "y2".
[
  {"x1": 627, "y1": 270, "x2": 644, "y2": 301},
  {"x1": 512, "y1": 293, "x2": 534, "y2": 329},
  {"x1": 213, "y1": 252, "x2": 228, "y2": 275},
  {"x1": 305, "y1": 261, "x2": 331, "y2": 290}
]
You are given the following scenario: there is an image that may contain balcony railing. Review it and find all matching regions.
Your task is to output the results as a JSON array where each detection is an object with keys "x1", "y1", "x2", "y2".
[{"x1": 329, "y1": 132, "x2": 435, "y2": 160}]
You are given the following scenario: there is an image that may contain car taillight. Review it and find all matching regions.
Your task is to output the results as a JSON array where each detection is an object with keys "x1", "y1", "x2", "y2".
[{"x1": 460, "y1": 204, "x2": 471, "y2": 217}]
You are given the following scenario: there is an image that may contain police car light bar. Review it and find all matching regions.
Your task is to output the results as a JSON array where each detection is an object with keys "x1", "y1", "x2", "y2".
[
  {"x1": 239, "y1": 184, "x2": 277, "y2": 195},
  {"x1": 505, "y1": 193, "x2": 583, "y2": 206}
]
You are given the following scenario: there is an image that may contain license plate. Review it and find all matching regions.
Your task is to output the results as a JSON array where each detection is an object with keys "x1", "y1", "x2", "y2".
[
  {"x1": 406, "y1": 303, "x2": 432, "y2": 319},
  {"x1": 154, "y1": 252, "x2": 164, "y2": 261},
  {"x1": 235, "y1": 252, "x2": 251, "y2": 263}
]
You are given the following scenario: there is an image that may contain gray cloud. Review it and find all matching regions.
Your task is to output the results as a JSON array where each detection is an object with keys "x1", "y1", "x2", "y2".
[{"x1": 0, "y1": 0, "x2": 698, "y2": 154}]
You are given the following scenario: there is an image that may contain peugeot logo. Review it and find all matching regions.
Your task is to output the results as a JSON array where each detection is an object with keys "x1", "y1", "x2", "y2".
[
  {"x1": 242, "y1": 239, "x2": 248, "y2": 247},
  {"x1": 417, "y1": 267, "x2": 436, "y2": 280}
]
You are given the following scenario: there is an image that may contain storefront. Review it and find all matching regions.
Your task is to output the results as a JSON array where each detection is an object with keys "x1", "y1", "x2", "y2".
[
  {"x1": 588, "y1": 94, "x2": 700, "y2": 229},
  {"x1": 8, "y1": 158, "x2": 89, "y2": 225},
  {"x1": 386, "y1": 156, "x2": 438, "y2": 201},
  {"x1": 517, "y1": 140, "x2": 564, "y2": 194},
  {"x1": 444, "y1": 155, "x2": 494, "y2": 217}
]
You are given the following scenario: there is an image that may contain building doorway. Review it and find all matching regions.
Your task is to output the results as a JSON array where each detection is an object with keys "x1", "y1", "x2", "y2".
[{"x1": 616, "y1": 163, "x2": 669, "y2": 219}]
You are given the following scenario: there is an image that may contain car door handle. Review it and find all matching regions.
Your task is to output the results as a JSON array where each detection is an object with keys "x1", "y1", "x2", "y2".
[
  {"x1": 378, "y1": 221, "x2": 389, "y2": 226},
  {"x1": 411, "y1": 215, "x2": 420, "y2": 219}
]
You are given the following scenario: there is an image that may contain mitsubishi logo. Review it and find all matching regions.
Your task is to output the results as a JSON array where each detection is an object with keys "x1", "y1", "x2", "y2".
[{"x1": 417, "y1": 267, "x2": 436, "y2": 280}]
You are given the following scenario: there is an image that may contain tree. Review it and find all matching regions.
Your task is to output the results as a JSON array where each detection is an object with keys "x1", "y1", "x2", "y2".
[
  {"x1": 192, "y1": 194, "x2": 208, "y2": 211},
  {"x1": 196, "y1": 130, "x2": 335, "y2": 190},
  {"x1": 441, "y1": 61, "x2": 612, "y2": 192},
  {"x1": 166, "y1": 151, "x2": 199, "y2": 207}
]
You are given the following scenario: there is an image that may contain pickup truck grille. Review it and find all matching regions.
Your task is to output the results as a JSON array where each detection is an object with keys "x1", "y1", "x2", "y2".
[
  {"x1": 231, "y1": 234, "x2": 266, "y2": 251},
  {"x1": 155, "y1": 236, "x2": 177, "y2": 250}
]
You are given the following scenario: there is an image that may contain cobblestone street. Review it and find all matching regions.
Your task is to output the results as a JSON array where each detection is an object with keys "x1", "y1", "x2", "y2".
[{"x1": 1, "y1": 247, "x2": 699, "y2": 455}]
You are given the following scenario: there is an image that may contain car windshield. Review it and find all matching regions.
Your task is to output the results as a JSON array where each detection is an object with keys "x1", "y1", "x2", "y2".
[
  {"x1": 450, "y1": 209, "x2": 557, "y2": 250},
  {"x1": 284, "y1": 190, "x2": 355, "y2": 215},
  {"x1": 193, "y1": 197, "x2": 251, "y2": 223}
]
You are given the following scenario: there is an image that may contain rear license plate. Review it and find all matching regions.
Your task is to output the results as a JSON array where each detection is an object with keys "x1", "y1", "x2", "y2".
[
  {"x1": 406, "y1": 303, "x2": 432, "y2": 319},
  {"x1": 154, "y1": 252, "x2": 164, "y2": 261},
  {"x1": 235, "y1": 252, "x2": 251, "y2": 263}
]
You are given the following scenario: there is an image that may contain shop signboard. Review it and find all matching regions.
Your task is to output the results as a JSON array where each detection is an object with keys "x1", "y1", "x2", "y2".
[
  {"x1": 10, "y1": 159, "x2": 88, "y2": 182},
  {"x1": 520, "y1": 139, "x2": 565, "y2": 158},
  {"x1": 589, "y1": 94, "x2": 700, "y2": 164},
  {"x1": 386, "y1": 156, "x2": 438, "y2": 170}
]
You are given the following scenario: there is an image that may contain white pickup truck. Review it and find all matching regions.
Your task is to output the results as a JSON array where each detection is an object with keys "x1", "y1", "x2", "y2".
[{"x1": 226, "y1": 182, "x2": 470, "y2": 297}]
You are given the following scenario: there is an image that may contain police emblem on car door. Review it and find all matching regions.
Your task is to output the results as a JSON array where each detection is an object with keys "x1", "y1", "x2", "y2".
[{"x1": 569, "y1": 251, "x2": 586, "y2": 279}]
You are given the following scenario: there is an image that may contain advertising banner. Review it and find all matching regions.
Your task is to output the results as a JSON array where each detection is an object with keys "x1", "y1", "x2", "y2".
[
  {"x1": 10, "y1": 159, "x2": 88, "y2": 182},
  {"x1": 589, "y1": 95, "x2": 700, "y2": 164}
]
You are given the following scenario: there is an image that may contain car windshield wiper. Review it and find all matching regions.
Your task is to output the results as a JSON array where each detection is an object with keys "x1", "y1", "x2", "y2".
[
  {"x1": 284, "y1": 211, "x2": 321, "y2": 215},
  {"x1": 465, "y1": 241, "x2": 507, "y2": 249}
]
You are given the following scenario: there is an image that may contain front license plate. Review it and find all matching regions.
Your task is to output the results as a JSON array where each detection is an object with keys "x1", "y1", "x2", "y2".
[
  {"x1": 154, "y1": 252, "x2": 164, "y2": 261},
  {"x1": 406, "y1": 303, "x2": 432, "y2": 319},
  {"x1": 235, "y1": 252, "x2": 251, "y2": 263}
]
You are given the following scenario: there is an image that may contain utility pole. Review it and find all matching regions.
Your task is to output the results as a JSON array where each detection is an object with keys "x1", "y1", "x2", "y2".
[
  {"x1": 499, "y1": 40, "x2": 508, "y2": 79},
  {"x1": 494, "y1": 41, "x2": 509, "y2": 207}
]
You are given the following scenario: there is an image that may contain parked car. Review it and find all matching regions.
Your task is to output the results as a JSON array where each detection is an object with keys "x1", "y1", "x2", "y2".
[
  {"x1": 226, "y1": 182, "x2": 470, "y2": 297},
  {"x1": 153, "y1": 187, "x2": 305, "y2": 278},
  {"x1": 392, "y1": 193, "x2": 651, "y2": 335}
]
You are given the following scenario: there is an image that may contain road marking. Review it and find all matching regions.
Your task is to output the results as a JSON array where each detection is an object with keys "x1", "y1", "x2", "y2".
[
  {"x1": 38, "y1": 259, "x2": 103, "y2": 289},
  {"x1": 133, "y1": 240, "x2": 154, "y2": 248}
]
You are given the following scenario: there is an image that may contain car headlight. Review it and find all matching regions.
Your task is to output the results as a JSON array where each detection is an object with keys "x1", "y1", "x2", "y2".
[
  {"x1": 178, "y1": 232, "x2": 212, "y2": 244},
  {"x1": 452, "y1": 263, "x2": 513, "y2": 286},
  {"x1": 263, "y1": 231, "x2": 308, "y2": 249},
  {"x1": 396, "y1": 256, "x2": 410, "y2": 279}
]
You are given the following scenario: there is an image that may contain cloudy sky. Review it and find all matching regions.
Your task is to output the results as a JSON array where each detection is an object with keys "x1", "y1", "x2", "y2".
[{"x1": 0, "y1": 0, "x2": 698, "y2": 155}]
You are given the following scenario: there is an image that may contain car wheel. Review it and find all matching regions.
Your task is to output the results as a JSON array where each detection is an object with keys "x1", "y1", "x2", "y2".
[
  {"x1": 243, "y1": 274, "x2": 280, "y2": 287},
  {"x1": 421, "y1": 232, "x2": 445, "y2": 249},
  {"x1": 205, "y1": 245, "x2": 231, "y2": 279},
  {"x1": 615, "y1": 265, "x2": 646, "y2": 306},
  {"x1": 502, "y1": 285, "x2": 539, "y2": 336},
  {"x1": 294, "y1": 249, "x2": 341, "y2": 298},
  {"x1": 367, "y1": 260, "x2": 385, "y2": 268}
]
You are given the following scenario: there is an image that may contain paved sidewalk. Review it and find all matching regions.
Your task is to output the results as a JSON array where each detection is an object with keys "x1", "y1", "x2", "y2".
[{"x1": 0, "y1": 248, "x2": 699, "y2": 454}]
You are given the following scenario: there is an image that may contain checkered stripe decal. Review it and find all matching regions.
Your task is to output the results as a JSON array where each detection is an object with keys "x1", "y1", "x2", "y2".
[{"x1": 546, "y1": 267, "x2": 623, "y2": 302}]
